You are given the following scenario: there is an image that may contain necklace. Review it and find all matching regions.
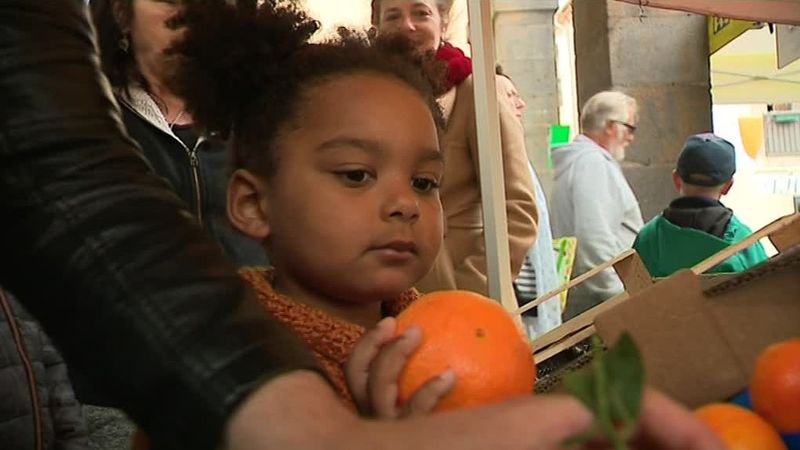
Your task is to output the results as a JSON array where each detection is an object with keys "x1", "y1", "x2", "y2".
[{"x1": 168, "y1": 110, "x2": 186, "y2": 130}]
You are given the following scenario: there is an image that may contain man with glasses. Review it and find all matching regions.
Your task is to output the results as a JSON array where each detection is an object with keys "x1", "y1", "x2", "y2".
[{"x1": 551, "y1": 90, "x2": 644, "y2": 320}]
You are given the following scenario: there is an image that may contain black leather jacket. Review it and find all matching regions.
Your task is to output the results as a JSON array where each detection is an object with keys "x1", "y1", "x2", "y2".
[{"x1": 0, "y1": 1, "x2": 320, "y2": 449}]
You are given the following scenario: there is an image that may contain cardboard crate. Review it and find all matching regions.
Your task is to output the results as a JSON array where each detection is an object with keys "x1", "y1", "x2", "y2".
[{"x1": 525, "y1": 213, "x2": 800, "y2": 406}]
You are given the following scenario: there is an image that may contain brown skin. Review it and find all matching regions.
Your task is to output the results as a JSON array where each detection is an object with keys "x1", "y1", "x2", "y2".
[
  {"x1": 225, "y1": 370, "x2": 725, "y2": 450},
  {"x1": 227, "y1": 72, "x2": 454, "y2": 415},
  {"x1": 227, "y1": 73, "x2": 444, "y2": 329}
]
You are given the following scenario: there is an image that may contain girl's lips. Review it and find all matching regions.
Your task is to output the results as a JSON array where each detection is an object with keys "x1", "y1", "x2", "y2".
[{"x1": 376, "y1": 240, "x2": 417, "y2": 254}]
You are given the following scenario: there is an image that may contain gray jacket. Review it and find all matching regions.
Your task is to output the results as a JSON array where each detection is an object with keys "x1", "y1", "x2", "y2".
[
  {"x1": 550, "y1": 135, "x2": 643, "y2": 318},
  {"x1": 0, "y1": 289, "x2": 87, "y2": 450}
]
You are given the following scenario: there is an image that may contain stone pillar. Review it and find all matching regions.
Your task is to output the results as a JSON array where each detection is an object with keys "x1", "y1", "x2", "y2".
[
  {"x1": 494, "y1": 0, "x2": 560, "y2": 175},
  {"x1": 573, "y1": 1, "x2": 713, "y2": 219}
]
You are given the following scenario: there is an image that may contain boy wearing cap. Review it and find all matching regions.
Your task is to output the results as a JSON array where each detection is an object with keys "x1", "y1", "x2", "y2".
[{"x1": 633, "y1": 133, "x2": 768, "y2": 277}]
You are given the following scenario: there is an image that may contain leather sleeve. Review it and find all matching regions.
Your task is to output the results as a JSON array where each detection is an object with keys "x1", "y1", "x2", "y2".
[{"x1": 0, "y1": 2, "x2": 322, "y2": 449}]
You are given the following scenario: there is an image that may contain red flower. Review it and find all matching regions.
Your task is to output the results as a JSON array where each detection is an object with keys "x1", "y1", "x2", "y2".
[{"x1": 435, "y1": 42, "x2": 472, "y2": 91}]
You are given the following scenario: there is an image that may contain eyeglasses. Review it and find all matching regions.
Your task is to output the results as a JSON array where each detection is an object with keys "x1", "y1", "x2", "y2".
[{"x1": 611, "y1": 120, "x2": 636, "y2": 134}]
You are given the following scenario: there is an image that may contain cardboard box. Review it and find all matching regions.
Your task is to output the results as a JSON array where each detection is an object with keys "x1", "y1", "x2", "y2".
[
  {"x1": 595, "y1": 246, "x2": 800, "y2": 407},
  {"x1": 529, "y1": 213, "x2": 800, "y2": 407}
]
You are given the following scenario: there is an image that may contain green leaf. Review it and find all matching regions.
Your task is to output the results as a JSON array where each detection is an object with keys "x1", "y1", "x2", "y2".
[
  {"x1": 605, "y1": 333, "x2": 645, "y2": 429},
  {"x1": 561, "y1": 332, "x2": 645, "y2": 450},
  {"x1": 562, "y1": 362, "x2": 598, "y2": 411}
]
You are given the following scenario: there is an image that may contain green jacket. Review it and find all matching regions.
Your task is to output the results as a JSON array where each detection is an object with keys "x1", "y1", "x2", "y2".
[{"x1": 633, "y1": 214, "x2": 768, "y2": 278}]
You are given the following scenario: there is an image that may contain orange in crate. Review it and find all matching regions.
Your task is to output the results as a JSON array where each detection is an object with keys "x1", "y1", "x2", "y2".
[
  {"x1": 395, "y1": 290, "x2": 536, "y2": 411},
  {"x1": 751, "y1": 338, "x2": 800, "y2": 433},
  {"x1": 695, "y1": 403, "x2": 787, "y2": 450}
]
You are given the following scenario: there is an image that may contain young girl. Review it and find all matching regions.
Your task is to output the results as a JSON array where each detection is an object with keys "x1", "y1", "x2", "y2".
[{"x1": 168, "y1": 2, "x2": 455, "y2": 417}]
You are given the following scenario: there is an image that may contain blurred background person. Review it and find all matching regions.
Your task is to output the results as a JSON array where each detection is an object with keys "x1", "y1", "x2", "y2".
[
  {"x1": 550, "y1": 90, "x2": 643, "y2": 320},
  {"x1": 371, "y1": 0, "x2": 538, "y2": 297},
  {"x1": 90, "y1": 0, "x2": 267, "y2": 268},
  {"x1": 496, "y1": 66, "x2": 561, "y2": 338},
  {"x1": 634, "y1": 133, "x2": 767, "y2": 277}
]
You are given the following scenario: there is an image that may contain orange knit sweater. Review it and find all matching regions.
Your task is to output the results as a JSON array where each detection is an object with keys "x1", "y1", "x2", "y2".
[{"x1": 239, "y1": 267, "x2": 418, "y2": 409}]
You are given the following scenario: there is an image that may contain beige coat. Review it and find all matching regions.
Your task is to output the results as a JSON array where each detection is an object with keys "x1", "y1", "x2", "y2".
[{"x1": 416, "y1": 75, "x2": 538, "y2": 296}]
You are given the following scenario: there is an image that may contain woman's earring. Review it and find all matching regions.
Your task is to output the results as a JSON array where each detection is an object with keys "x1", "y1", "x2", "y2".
[{"x1": 118, "y1": 35, "x2": 130, "y2": 53}]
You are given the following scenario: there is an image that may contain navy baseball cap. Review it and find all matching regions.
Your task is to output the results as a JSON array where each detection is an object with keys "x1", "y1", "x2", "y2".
[{"x1": 676, "y1": 133, "x2": 736, "y2": 186}]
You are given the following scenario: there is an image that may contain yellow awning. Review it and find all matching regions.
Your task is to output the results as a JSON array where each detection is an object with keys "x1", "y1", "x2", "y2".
[
  {"x1": 712, "y1": 54, "x2": 800, "y2": 104},
  {"x1": 711, "y1": 28, "x2": 800, "y2": 104}
]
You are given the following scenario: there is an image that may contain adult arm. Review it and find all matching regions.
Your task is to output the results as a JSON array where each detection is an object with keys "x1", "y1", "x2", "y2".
[
  {"x1": 228, "y1": 373, "x2": 723, "y2": 450},
  {"x1": 0, "y1": 1, "x2": 321, "y2": 449}
]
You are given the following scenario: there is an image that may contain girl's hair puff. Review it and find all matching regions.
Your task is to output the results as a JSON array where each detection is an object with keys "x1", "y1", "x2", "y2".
[{"x1": 167, "y1": 1, "x2": 445, "y2": 177}]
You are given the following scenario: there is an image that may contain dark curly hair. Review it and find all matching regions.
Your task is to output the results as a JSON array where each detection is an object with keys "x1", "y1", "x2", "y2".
[{"x1": 166, "y1": 1, "x2": 445, "y2": 177}]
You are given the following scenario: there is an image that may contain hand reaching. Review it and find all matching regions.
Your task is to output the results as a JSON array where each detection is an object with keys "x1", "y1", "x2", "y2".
[{"x1": 345, "y1": 317, "x2": 456, "y2": 418}]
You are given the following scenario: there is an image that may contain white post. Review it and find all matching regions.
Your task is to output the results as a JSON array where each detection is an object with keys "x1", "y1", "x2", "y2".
[{"x1": 467, "y1": 0, "x2": 518, "y2": 315}]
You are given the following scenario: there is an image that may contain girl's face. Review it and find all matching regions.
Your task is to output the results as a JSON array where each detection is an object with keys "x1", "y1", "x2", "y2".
[
  {"x1": 123, "y1": 0, "x2": 184, "y2": 80},
  {"x1": 229, "y1": 74, "x2": 443, "y2": 321},
  {"x1": 375, "y1": 0, "x2": 446, "y2": 54}
]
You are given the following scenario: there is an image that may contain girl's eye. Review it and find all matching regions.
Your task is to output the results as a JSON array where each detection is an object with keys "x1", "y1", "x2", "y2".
[
  {"x1": 336, "y1": 170, "x2": 373, "y2": 186},
  {"x1": 414, "y1": 9, "x2": 432, "y2": 18},
  {"x1": 412, "y1": 177, "x2": 440, "y2": 193}
]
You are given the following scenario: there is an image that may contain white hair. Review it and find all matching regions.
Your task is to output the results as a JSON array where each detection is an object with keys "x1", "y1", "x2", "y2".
[{"x1": 580, "y1": 90, "x2": 637, "y2": 133}]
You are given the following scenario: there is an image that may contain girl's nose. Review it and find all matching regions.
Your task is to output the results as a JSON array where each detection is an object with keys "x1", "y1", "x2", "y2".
[{"x1": 383, "y1": 184, "x2": 420, "y2": 222}]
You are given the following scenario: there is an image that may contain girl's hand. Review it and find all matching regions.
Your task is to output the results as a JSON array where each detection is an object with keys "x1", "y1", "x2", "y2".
[{"x1": 345, "y1": 317, "x2": 456, "y2": 418}]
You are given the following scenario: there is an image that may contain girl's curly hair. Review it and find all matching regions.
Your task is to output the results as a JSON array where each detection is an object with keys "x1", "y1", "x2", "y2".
[{"x1": 166, "y1": 1, "x2": 445, "y2": 177}]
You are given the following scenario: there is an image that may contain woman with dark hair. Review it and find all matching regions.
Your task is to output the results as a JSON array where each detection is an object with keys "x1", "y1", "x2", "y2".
[
  {"x1": 371, "y1": 0, "x2": 539, "y2": 297},
  {"x1": 89, "y1": 0, "x2": 267, "y2": 268}
]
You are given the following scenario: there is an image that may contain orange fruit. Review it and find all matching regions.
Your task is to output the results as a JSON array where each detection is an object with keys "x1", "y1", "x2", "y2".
[
  {"x1": 751, "y1": 338, "x2": 800, "y2": 433},
  {"x1": 395, "y1": 290, "x2": 536, "y2": 412},
  {"x1": 695, "y1": 403, "x2": 787, "y2": 450}
]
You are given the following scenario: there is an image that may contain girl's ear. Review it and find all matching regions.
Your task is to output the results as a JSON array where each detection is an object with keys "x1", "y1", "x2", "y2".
[{"x1": 227, "y1": 169, "x2": 271, "y2": 240}]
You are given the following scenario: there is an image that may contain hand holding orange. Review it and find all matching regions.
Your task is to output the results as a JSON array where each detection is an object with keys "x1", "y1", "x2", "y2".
[{"x1": 394, "y1": 290, "x2": 536, "y2": 412}]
